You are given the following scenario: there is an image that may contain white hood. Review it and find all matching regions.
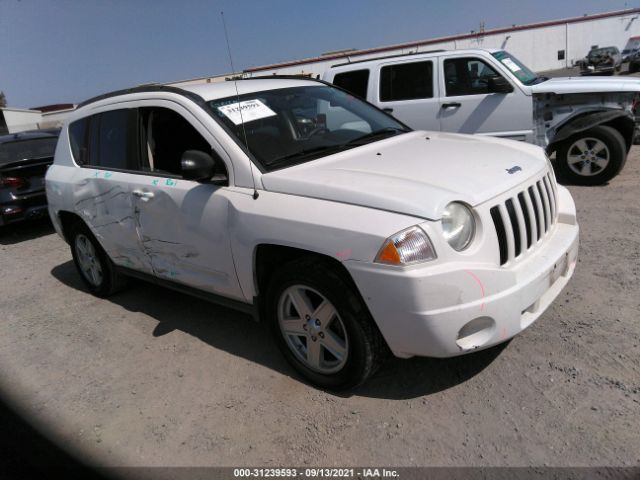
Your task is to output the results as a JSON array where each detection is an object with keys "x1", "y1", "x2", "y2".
[
  {"x1": 530, "y1": 76, "x2": 640, "y2": 95},
  {"x1": 261, "y1": 131, "x2": 547, "y2": 220}
]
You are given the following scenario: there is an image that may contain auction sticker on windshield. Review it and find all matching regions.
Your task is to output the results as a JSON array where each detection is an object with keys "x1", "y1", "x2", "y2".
[
  {"x1": 217, "y1": 99, "x2": 277, "y2": 125},
  {"x1": 500, "y1": 57, "x2": 522, "y2": 73}
]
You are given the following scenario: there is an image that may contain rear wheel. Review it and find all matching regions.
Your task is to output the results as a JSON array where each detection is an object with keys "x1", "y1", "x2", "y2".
[
  {"x1": 556, "y1": 125, "x2": 626, "y2": 185},
  {"x1": 266, "y1": 257, "x2": 385, "y2": 390},
  {"x1": 69, "y1": 221, "x2": 126, "y2": 297}
]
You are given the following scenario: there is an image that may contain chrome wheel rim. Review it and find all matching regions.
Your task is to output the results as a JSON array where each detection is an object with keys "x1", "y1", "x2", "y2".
[
  {"x1": 277, "y1": 285, "x2": 349, "y2": 374},
  {"x1": 75, "y1": 234, "x2": 103, "y2": 287},
  {"x1": 567, "y1": 137, "x2": 610, "y2": 177}
]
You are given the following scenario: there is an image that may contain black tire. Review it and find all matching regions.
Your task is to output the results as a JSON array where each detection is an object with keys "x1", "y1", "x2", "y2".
[
  {"x1": 556, "y1": 125, "x2": 626, "y2": 185},
  {"x1": 266, "y1": 257, "x2": 386, "y2": 390},
  {"x1": 69, "y1": 221, "x2": 126, "y2": 297}
]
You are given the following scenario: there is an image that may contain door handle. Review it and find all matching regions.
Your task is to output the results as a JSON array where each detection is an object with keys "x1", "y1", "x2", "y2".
[
  {"x1": 383, "y1": 108, "x2": 394, "y2": 113},
  {"x1": 132, "y1": 190, "x2": 155, "y2": 201},
  {"x1": 441, "y1": 102, "x2": 461, "y2": 109}
]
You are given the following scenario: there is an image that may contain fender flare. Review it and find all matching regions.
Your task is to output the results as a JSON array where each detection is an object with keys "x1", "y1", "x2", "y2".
[{"x1": 547, "y1": 110, "x2": 634, "y2": 153}]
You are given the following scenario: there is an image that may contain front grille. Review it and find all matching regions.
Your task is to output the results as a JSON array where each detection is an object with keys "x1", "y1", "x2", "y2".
[{"x1": 490, "y1": 172, "x2": 558, "y2": 266}]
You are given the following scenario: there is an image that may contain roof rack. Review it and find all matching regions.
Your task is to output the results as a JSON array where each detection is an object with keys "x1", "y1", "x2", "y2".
[
  {"x1": 330, "y1": 49, "x2": 446, "y2": 68},
  {"x1": 76, "y1": 85, "x2": 205, "y2": 109}
]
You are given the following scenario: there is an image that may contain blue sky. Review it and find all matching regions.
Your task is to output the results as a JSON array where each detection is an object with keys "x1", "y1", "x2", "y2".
[{"x1": 0, "y1": 0, "x2": 633, "y2": 108}]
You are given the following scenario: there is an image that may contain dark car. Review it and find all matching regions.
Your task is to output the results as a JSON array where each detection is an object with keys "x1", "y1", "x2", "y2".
[
  {"x1": 579, "y1": 47, "x2": 622, "y2": 76},
  {"x1": 0, "y1": 129, "x2": 59, "y2": 226},
  {"x1": 628, "y1": 50, "x2": 640, "y2": 73}
]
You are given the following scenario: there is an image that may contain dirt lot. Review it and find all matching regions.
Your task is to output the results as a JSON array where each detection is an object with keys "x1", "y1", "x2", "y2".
[{"x1": 0, "y1": 149, "x2": 639, "y2": 469}]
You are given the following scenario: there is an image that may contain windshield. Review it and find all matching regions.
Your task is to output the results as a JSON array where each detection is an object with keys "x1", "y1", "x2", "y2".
[
  {"x1": 491, "y1": 51, "x2": 540, "y2": 85},
  {"x1": 0, "y1": 137, "x2": 58, "y2": 166},
  {"x1": 588, "y1": 47, "x2": 617, "y2": 58},
  {"x1": 207, "y1": 85, "x2": 409, "y2": 171}
]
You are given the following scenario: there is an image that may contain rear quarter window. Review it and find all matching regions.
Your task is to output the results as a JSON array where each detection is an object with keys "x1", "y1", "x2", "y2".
[
  {"x1": 333, "y1": 69, "x2": 370, "y2": 100},
  {"x1": 69, "y1": 118, "x2": 89, "y2": 165}
]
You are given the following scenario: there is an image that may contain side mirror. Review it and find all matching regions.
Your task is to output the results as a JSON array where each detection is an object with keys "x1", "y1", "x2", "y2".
[
  {"x1": 488, "y1": 76, "x2": 514, "y2": 94},
  {"x1": 181, "y1": 150, "x2": 226, "y2": 183}
]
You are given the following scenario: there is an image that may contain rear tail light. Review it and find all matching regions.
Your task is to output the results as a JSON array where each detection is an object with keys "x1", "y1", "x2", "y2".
[{"x1": 0, "y1": 177, "x2": 26, "y2": 188}]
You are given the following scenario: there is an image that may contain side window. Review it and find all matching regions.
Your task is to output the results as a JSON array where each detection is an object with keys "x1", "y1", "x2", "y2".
[
  {"x1": 139, "y1": 107, "x2": 214, "y2": 177},
  {"x1": 68, "y1": 117, "x2": 89, "y2": 165},
  {"x1": 379, "y1": 61, "x2": 433, "y2": 102},
  {"x1": 71, "y1": 110, "x2": 136, "y2": 169},
  {"x1": 96, "y1": 110, "x2": 131, "y2": 169},
  {"x1": 333, "y1": 69, "x2": 370, "y2": 100},
  {"x1": 444, "y1": 58, "x2": 504, "y2": 96}
]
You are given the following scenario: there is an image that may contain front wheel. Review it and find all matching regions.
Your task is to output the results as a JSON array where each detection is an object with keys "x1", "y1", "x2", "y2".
[
  {"x1": 266, "y1": 258, "x2": 386, "y2": 390},
  {"x1": 556, "y1": 125, "x2": 626, "y2": 185}
]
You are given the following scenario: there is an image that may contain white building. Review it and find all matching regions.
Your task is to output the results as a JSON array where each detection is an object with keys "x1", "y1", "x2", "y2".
[
  {"x1": 185, "y1": 8, "x2": 639, "y2": 81},
  {"x1": 0, "y1": 105, "x2": 76, "y2": 135}
]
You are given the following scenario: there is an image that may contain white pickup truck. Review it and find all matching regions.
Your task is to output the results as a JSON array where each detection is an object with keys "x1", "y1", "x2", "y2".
[
  {"x1": 46, "y1": 79, "x2": 578, "y2": 389},
  {"x1": 323, "y1": 48, "x2": 638, "y2": 185}
]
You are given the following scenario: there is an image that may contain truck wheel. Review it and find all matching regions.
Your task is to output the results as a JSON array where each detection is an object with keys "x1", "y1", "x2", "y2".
[
  {"x1": 69, "y1": 221, "x2": 126, "y2": 297},
  {"x1": 266, "y1": 257, "x2": 385, "y2": 390},
  {"x1": 556, "y1": 125, "x2": 626, "y2": 185}
]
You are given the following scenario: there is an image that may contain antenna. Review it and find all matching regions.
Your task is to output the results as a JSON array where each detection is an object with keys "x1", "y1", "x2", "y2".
[{"x1": 221, "y1": 11, "x2": 259, "y2": 200}]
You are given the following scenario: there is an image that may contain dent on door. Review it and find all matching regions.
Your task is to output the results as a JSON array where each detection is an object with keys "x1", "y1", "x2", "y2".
[
  {"x1": 73, "y1": 171, "x2": 153, "y2": 272},
  {"x1": 131, "y1": 178, "x2": 243, "y2": 299}
]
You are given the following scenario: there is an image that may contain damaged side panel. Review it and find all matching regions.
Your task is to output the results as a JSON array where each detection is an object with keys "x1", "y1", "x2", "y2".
[
  {"x1": 128, "y1": 175, "x2": 244, "y2": 302},
  {"x1": 533, "y1": 91, "x2": 637, "y2": 149},
  {"x1": 73, "y1": 171, "x2": 155, "y2": 273}
]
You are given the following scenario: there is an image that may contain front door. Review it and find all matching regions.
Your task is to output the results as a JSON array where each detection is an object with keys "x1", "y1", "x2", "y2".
[
  {"x1": 129, "y1": 105, "x2": 244, "y2": 300},
  {"x1": 438, "y1": 56, "x2": 532, "y2": 142}
]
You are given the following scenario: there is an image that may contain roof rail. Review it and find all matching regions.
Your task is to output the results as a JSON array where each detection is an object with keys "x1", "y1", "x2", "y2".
[
  {"x1": 330, "y1": 49, "x2": 446, "y2": 68},
  {"x1": 238, "y1": 74, "x2": 324, "y2": 82},
  {"x1": 76, "y1": 85, "x2": 205, "y2": 109}
]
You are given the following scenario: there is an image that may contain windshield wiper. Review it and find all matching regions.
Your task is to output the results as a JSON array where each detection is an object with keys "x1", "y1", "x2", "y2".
[
  {"x1": 346, "y1": 127, "x2": 408, "y2": 146},
  {"x1": 266, "y1": 128, "x2": 409, "y2": 167},
  {"x1": 268, "y1": 145, "x2": 349, "y2": 166}
]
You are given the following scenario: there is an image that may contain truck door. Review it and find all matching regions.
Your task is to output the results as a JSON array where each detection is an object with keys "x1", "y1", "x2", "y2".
[
  {"x1": 437, "y1": 55, "x2": 532, "y2": 141},
  {"x1": 373, "y1": 59, "x2": 441, "y2": 132}
]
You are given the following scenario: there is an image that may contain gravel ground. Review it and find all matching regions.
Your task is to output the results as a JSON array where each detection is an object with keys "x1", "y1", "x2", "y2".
[{"x1": 0, "y1": 148, "x2": 639, "y2": 469}]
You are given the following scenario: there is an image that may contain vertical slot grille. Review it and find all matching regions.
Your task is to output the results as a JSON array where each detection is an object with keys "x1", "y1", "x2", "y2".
[
  {"x1": 490, "y1": 206, "x2": 508, "y2": 265},
  {"x1": 491, "y1": 173, "x2": 558, "y2": 266}
]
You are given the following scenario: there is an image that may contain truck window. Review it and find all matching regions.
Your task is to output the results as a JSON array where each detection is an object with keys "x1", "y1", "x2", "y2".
[
  {"x1": 444, "y1": 57, "x2": 503, "y2": 96},
  {"x1": 379, "y1": 61, "x2": 433, "y2": 102},
  {"x1": 333, "y1": 70, "x2": 370, "y2": 100}
]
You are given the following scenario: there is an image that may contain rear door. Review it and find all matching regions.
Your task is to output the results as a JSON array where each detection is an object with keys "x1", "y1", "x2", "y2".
[
  {"x1": 437, "y1": 55, "x2": 532, "y2": 141},
  {"x1": 373, "y1": 58, "x2": 441, "y2": 132},
  {"x1": 69, "y1": 109, "x2": 153, "y2": 273}
]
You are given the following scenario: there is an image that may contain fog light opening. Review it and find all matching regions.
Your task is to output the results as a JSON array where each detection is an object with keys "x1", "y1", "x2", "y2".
[{"x1": 456, "y1": 316, "x2": 496, "y2": 351}]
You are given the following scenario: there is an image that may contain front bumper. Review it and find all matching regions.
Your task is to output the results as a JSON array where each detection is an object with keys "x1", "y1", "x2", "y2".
[
  {"x1": 345, "y1": 198, "x2": 579, "y2": 359},
  {"x1": 580, "y1": 65, "x2": 615, "y2": 75}
]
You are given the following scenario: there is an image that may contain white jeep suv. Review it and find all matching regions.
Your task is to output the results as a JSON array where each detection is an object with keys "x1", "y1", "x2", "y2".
[{"x1": 46, "y1": 78, "x2": 579, "y2": 389}]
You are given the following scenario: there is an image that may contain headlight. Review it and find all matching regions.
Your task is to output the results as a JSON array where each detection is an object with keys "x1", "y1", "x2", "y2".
[
  {"x1": 374, "y1": 226, "x2": 436, "y2": 265},
  {"x1": 442, "y1": 202, "x2": 475, "y2": 251}
]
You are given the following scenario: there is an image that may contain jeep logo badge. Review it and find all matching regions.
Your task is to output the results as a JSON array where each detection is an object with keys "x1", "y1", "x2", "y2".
[{"x1": 506, "y1": 166, "x2": 522, "y2": 174}]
